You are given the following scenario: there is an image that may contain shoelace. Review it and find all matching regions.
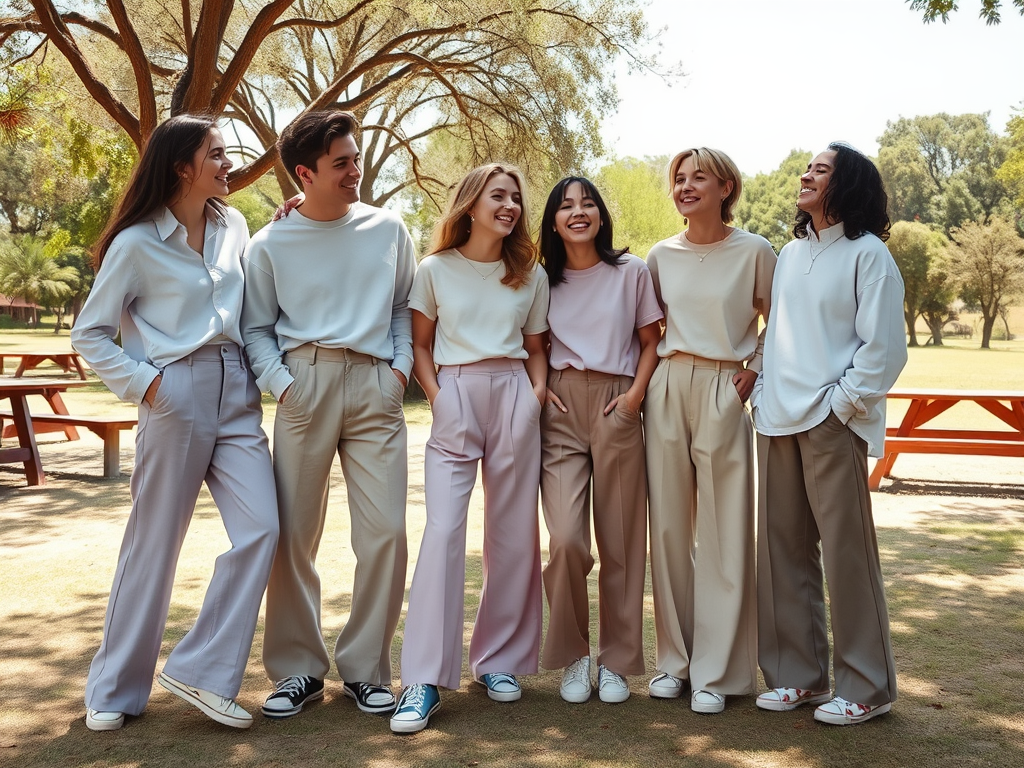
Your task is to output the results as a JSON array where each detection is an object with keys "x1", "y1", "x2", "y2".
[
  {"x1": 275, "y1": 675, "x2": 313, "y2": 696},
  {"x1": 484, "y1": 673, "x2": 517, "y2": 690},
  {"x1": 398, "y1": 685, "x2": 429, "y2": 711},
  {"x1": 599, "y1": 667, "x2": 625, "y2": 689},
  {"x1": 565, "y1": 659, "x2": 589, "y2": 686}
]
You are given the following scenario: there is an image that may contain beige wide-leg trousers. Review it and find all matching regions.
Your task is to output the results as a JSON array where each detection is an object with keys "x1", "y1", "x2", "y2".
[
  {"x1": 263, "y1": 344, "x2": 408, "y2": 686},
  {"x1": 644, "y1": 353, "x2": 757, "y2": 695},
  {"x1": 756, "y1": 411, "x2": 898, "y2": 707},
  {"x1": 540, "y1": 368, "x2": 647, "y2": 675}
]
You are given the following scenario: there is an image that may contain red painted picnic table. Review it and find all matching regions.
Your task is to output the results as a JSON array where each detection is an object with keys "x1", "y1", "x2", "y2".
[
  {"x1": 0, "y1": 350, "x2": 89, "y2": 380},
  {"x1": 0, "y1": 378, "x2": 91, "y2": 486},
  {"x1": 869, "y1": 388, "x2": 1024, "y2": 489}
]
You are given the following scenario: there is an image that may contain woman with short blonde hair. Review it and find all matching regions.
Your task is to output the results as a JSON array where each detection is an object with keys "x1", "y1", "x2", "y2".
[{"x1": 644, "y1": 146, "x2": 776, "y2": 714}]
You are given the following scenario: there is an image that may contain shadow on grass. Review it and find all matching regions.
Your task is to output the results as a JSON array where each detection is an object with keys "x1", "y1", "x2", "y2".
[
  {"x1": 881, "y1": 476, "x2": 1024, "y2": 500},
  {"x1": 4, "y1": 518, "x2": 1024, "y2": 767}
]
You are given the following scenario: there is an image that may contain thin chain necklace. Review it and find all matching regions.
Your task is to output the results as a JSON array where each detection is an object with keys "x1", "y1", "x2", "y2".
[
  {"x1": 463, "y1": 256, "x2": 503, "y2": 280},
  {"x1": 679, "y1": 230, "x2": 731, "y2": 262}
]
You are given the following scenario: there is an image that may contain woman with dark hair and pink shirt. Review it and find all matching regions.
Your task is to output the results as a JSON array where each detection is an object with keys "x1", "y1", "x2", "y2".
[{"x1": 537, "y1": 176, "x2": 662, "y2": 704}]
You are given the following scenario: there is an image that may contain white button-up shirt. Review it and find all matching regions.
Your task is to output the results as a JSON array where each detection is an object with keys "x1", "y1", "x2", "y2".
[{"x1": 71, "y1": 205, "x2": 248, "y2": 404}]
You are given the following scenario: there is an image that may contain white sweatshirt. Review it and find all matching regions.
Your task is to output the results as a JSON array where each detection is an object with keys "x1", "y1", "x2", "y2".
[{"x1": 752, "y1": 222, "x2": 907, "y2": 457}]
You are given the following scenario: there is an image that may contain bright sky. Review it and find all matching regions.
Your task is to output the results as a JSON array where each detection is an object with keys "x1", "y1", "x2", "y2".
[{"x1": 603, "y1": 0, "x2": 1024, "y2": 174}]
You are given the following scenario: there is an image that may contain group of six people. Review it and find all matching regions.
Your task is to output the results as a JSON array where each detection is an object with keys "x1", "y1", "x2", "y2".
[{"x1": 71, "y1": 108, "x2": 906, "y2": 736}]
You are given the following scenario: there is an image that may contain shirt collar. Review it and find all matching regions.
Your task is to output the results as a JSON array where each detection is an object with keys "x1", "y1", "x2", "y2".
[
  {"x1": 153, "y1": 204, "x2": 221, "y2": 242},
  {"x1": 807, "y1": 220, "x2": 845, "y2": 248}
]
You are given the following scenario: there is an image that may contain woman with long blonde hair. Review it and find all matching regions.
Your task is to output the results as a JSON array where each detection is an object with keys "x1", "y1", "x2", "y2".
[{"x1": 390, "y1": 163, "x2": 549, "y2": 733}]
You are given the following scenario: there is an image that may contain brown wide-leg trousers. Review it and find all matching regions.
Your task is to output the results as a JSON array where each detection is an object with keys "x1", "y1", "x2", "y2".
[
  {"x1": 540, "y1": 368, "x2": 648, "y2": 675},
  {"x1": 757, "y1": 411, "x2": 898, "y2": 707},
  {"x1": 644, "y1": 354, "x2": 757, "y2": 695}
]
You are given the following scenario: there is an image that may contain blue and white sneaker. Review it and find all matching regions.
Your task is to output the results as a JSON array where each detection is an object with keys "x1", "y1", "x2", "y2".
[
  {"x1": 476, "y1": 673, "x2": 522, "y2": 702},
  {"x1": 390, "y1": 684, "x2": 440, "y2": 733}
]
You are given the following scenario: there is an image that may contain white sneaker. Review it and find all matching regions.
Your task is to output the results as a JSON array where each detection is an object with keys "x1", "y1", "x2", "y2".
[
  {"x1": 813, "y1": 696, "x2": 891, "y2": 725},
  {"x1": 86, "y1": 709, "x2": 124, "y2": 731},
  {"x1": 756, "y1": 687, "x2": 832, "y2": 712},
  {"x1": 559, "y1": 657, "x2": 592, "y2": 703},
  {"x1": 691, "y1": 689, "x2": 725, "y2": 714},
  {"x1": 598, "y1": 666, "x2": 629, "y2": 703},
  {"x1": 158, "y1": 672, "x2": 253, "y2": 729},
  {"x1": 648, "y1": 672, "x2": 684, "y2": 699}
]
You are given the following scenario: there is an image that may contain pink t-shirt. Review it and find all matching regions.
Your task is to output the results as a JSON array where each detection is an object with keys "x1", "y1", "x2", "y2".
[{"x1": 547, "y1": 254, "x2": 663, "y2": 377}]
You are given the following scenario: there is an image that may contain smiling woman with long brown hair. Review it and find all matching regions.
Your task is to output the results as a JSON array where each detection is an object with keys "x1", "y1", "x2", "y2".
[
  {"x1": 72, "y1": 115, "x2": 278, "y2": 732},
  {"x1": 390, "y1": 163, "x2": 549, "y2": 734}
]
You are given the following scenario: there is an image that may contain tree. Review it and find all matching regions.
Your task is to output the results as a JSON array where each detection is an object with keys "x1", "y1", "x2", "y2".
[
  {"x1": 908, "y1": 1, "x2": 1024, "y2": 24},
  {"x1": 946, "y1": 217, "x2": 1024, "y2": 348},
  {"x1": 733, "y1": 149, "x2": 810, "y2": 252},
  {"x1": 997, "y1": 104, "x2": 1024, "y2": 212},
  {"x1": 594, "y1": 156, "x2": 679, "y2": 258},
  {"x1": 0, "y1": 234, "x2": 79, "y2": 327},
  {"x1": 877, "y1": 113, "x2": 1010, "y2": 233},
  {"x1": 1, "y1": 1, "x2": 658, "y2": 201},
  {"x1": 887, "y1": 220, "x2": 952, "y2": 345}
]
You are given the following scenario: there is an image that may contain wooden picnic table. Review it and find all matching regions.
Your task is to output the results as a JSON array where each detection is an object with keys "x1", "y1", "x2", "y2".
[
  {"x1": 0, "y1": 377, "x2": 91, "y2": 486},
  {"x1": 869, "y1": 388, "x2": 1024, "y2": 489},
  {"x1": 0, "y1": 350, "x2": 89, "y2": 380}
]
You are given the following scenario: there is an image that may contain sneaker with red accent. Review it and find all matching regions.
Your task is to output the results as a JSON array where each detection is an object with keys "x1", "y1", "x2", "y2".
[
  {"x1": 813, "y1": 696, "x2": 891, "y2": 725},
  {"x1": 756, "y1": 687, "x2": 832, "y2": 711}
]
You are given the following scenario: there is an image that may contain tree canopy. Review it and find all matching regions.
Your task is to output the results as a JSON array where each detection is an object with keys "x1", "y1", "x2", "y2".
[
  {"x1": 908, "y1": 0, "x2": 1024, "y2": 24},
  {"x1": 1, "y1": 1, "x2": 659, "y2": 201}
]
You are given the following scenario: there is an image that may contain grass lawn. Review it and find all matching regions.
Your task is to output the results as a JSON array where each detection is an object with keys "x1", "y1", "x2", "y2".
[{"x1": 1, "y1": 326, "x2": 1023, "y2": 767}]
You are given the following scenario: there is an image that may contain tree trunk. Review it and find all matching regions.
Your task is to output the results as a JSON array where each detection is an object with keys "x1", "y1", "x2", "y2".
[
  {"x1": 980, "y1": 313, "x2": 996, "y2": 349},
  {"x1": 905, "y1": 310, "x2": 919, "y2": 346},
  {"x1": 923, "y1": 312, "x2": 944, "y2": 346}
]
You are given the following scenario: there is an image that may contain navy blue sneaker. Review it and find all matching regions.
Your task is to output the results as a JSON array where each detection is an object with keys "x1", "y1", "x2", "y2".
[
  {"x1": 390, "y1": 684, "x2": 440, "y2": 733},
  {"x1": 261, "y1": 675, "x2": 324, "y2": 719}
]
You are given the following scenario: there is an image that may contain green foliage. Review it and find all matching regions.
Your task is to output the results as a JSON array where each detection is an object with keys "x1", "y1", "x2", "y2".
[
  {"x1": 888, "y1": 221, "x2": 953, "y2": 345},
  {"x1": 733, "y1": 150, "x2": 811, "y2": 252},
  {"x1": 0, "y1": 234, "x2": 80, "y2": 325},
  {"x1": 946, "y1": 216, "x2": 1024, "y2": 348},
  {"x1": 877, "y1": 113, "x2": 1010, "y2": 233},
  {"x1": 908, "y1": 0, "x2": 1024, "y2": 24},
  {"x1": 227, "y1": 183, "x2": 278, "y2": 238},
  {"x1": 594, "y1": 156, "x2": 679, "y2": 258},
  {"x1": 997, "y1": 105, "x2": 1024, "y2": 209}
]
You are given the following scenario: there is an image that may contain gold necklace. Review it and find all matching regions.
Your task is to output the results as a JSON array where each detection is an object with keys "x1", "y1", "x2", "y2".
[
  {"x1": 463, "y1": 257, "x2": 503, "y2": 280},
  {"x1": 679, "y1": 231, "x2": 730, "y2": 262}
]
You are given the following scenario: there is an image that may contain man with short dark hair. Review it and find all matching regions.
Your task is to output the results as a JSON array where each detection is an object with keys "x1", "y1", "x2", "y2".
[
  {"x1": 752, "y1": 142, "x2": 906, "y2": 726},
  {"x1": 242, "y1": 110, "x2": 415, "y2": 719}
]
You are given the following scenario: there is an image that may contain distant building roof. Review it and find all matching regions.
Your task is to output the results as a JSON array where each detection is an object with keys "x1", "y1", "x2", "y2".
[{"x1": 1, "y1": 294, "x2": 43, "y2": 309}]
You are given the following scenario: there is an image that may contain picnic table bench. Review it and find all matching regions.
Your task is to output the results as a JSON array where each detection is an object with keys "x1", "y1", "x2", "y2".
[
  {"x1": 870, "y1": 388, "x2": 1024, "y2": 489},
  {"x1": 0, "y1": 351, "x2": 89, "y2": 379},
  {"x1": 0, "y1": 410, "x2": 137, "y2": 478}
]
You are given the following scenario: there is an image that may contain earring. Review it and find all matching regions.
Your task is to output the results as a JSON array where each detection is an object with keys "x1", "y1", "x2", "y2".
[{"x1": 469, "y1": 214, "x2": 475, "y2": 222}]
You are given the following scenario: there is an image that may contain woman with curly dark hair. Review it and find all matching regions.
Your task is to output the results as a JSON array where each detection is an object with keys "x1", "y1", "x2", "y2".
[{"x1": 751, "y1": 142, "x2": 906, "y2": 726}]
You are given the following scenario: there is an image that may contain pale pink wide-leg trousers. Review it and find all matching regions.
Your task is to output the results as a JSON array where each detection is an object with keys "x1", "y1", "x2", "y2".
[{"x1": 401, "y1": 359, "x2": 543, "y2": 689}]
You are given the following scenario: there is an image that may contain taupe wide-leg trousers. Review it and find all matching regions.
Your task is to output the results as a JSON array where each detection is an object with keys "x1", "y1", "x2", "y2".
[
  {"x1": 85, "y1": 343, "x2": 279, "y2": 715},
  {"x1": 757, "y1": 412, "x2": 898, "y2": 707},
  {"x1": 263, "y1": 345, "x2": 408, "y2": 686},
  {"x1": 644, "y1": 354, "x2": 757, "y2": 695},
  {"x1": 540, "y1": 368, "x2": 647, "y2": 675}
]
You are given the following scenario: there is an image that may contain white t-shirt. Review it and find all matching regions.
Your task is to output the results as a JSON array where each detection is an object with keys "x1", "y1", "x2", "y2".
[
  {"x1": 547, "y1": 254, "x2": 663, "y2": 377},
  {"x1": 409, "y1": 248, "x2": 550, "y2": 365}
]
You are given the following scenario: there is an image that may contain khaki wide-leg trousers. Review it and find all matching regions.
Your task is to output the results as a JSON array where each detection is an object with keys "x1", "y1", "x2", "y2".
[
  {"x1": 644, "y1": 354, "x2": 757, "y2": 695},
  {"x1": 85, "y1": 343, "x2": 279, "y2": 715},
  {"x1": 401, "y1": 359, "x2": 543, "y2": 690},
  {"x1": 263, "y1": 344, "x2": 408, "y2": 686},
  {"x1": 757, "y1": 411, "x2": 898, "y2": 707},
  {"x1": 540, "y1": 368, "x2": 647, "y2": 675}
]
